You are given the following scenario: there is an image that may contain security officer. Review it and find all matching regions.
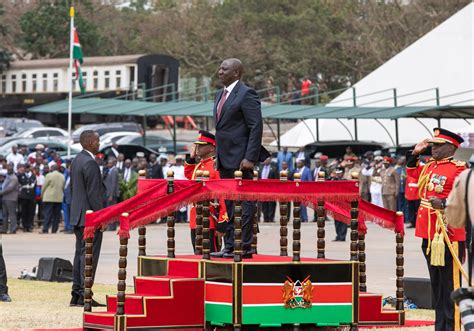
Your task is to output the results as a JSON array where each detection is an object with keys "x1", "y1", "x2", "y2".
[
  {"x1": 184, "y1": 130, "x2": 227, "y2": 253},
  {"x1": 407, "y1": 128, "x2": 467, "y2": 331}
]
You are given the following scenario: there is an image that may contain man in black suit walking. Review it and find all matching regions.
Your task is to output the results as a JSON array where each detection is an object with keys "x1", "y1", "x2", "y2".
[
  {"x1": 70, "y1": 130, "x2": 105, "y2": 307},
  {"x1": 211, "y1": 58, "x2": 263, "y2": 259}
]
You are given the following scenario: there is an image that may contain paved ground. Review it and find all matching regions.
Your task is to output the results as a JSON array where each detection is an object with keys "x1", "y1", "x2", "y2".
[{"x1": 2, "y1": 218, "x2": 429, "y2": 296}]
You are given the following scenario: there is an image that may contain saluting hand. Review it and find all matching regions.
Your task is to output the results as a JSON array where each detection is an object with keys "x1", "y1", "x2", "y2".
[
  {"x1": 412, "y1": 139, "x2": 430, "y2": 155},
  {"x1": 240, "y1": 159, "x2": 255, "y2": 171}
]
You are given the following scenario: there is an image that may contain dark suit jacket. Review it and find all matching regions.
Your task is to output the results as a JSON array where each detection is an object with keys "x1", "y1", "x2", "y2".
[
  {"x1": 214, "y1": 81, "x2": 263, "y2": 170},
  {"x1": 104, "y1": 166, "x2": 120, "y2": 200},
  {"x1": 258, "y1": 164, "x2": 279, "y2": 180},
  {"x1": 70, "y1": 150, "x2": 104, "y2": 227}
]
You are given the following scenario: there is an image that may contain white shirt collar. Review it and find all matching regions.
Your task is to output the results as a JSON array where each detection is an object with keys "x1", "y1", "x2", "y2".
[
  {"x1": 83, "y1": 149, "x2": 95, "y2": 160},
  {"x1": 225, "y1": 80, "x2": 239, "y2": 95}
]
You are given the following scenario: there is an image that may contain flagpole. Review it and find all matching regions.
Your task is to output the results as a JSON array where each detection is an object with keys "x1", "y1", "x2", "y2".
[{"x1": 67, "y1": 6, "x2": 74, "y2": 158}]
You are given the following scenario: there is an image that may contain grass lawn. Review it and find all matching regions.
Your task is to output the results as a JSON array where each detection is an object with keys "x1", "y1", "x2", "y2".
[{"x1": 0, "y1": 278, "x2": 435, "y2": 330}]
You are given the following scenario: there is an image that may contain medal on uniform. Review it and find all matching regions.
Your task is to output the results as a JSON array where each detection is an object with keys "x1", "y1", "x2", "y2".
[
  {"x1": 435, "y1": 185, "x2": 443, "y2": 193},
  {"x1": 427, "y1": 182, "x2": 434, "y2": 191}
]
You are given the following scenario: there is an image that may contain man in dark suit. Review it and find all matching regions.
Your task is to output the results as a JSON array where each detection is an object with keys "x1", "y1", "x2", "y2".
[
  {"x1": 70, "y1": 130, "x2": 105, "y2": 307},
  {"x1": 211, "y1": 58, "x2": 263, "y2": 259},
  {"x1": 258, "y1": 157, "x2": 278, "y2": 222}
]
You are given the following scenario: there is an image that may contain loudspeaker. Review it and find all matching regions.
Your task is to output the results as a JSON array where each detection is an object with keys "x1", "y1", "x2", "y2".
[
  {"x1": 37, "y1": 257, "x2": 73, "y2": 282},
  {"x1": 404, "y1": 277, "x2": 434, "y2": 309}
]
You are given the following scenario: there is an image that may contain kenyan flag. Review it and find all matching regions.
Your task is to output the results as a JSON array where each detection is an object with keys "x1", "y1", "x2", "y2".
[{"x1": 73, "y1": 28, "x2": 85, "y2": 94}]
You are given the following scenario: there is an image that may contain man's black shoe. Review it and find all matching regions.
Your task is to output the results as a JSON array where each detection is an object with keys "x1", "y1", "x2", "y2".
[
  {"x1": 75, "y1": 296, "x2": 106, "y2": 307},
  {"x1": 223, "y1": 250, "x2": 254, "y2": 259},
  {"x1": 0, "y1": 293, "x2": 11, "y2": 302},
  {"x1": 210, "y1": 249, "x2": 233, "y2": 258},
  {"x1": 69, "y1": 293, "x2": 80, "y2": 306}
]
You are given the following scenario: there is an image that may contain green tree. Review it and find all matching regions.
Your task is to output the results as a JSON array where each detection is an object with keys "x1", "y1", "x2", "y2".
[
  {"x1": 20, "y1": 1, "x2": 102, "y2": 58},
  {"x1": 0, "y1": 4, "x2": 10, "y2": 73}
]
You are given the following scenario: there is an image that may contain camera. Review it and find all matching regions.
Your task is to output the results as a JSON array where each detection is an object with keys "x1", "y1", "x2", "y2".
[{"x1": 451, "y1": 287, "x2": 474, "y2": 330}]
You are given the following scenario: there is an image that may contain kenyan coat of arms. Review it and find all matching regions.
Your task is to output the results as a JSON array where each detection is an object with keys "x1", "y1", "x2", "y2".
[{"x1": 282, "y1": 275, "x2": 313, "y2": 308}]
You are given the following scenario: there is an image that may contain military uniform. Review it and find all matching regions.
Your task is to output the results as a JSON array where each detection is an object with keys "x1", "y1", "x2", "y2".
[
  {"x1": 381, "y1": 158, "x2": 400, "y2": 211},
  {"x1": 406, "y1": 128, "x2": 467, "y2": 331},
  {"x1": 184, "y1": 131, "x2": 227, "y2": 253}
]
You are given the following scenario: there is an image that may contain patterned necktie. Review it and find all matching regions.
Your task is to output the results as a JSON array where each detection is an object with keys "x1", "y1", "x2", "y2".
[{"x1": 216, "y1": 89, "x2": 228, "y2": 121}]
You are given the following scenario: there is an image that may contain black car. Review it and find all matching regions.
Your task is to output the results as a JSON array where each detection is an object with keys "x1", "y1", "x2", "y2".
[
  {"x1": 304, "y1": 140, "x2": 387, "y2": 160},
  {"x1": 116, "y1": 134, "x2": 189, "y2": 154},
  {"x1": 72, "y1": 122, "x2": 143, "y2": 143},
  {"x1": 99, "y1": 144, "x2": 159, "y2": 161}
]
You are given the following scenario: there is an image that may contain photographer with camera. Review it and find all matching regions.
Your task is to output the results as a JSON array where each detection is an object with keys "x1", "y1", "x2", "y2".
[
  {"x1": 407, "y1": 128, "x2": 467, "y2": 331},
  {"x1": 447, "y1": 154, "x2": 474, "y2": 330}
]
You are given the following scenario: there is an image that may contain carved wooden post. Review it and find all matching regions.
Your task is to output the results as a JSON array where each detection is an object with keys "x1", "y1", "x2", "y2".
[
  {"x1": 138, "y1": 170, "x2": 147, "y2": 256},
  {"x1": 358, "y1": 233, "x2": 367, "y2": 292},
  {"x1": 84, "y1": 210, "x2": 94, "y2": 312},
  {"x1": 279, "y1": 171, "x2": 288, "y2": 256},
  {"x1": 252, "y1": 170, "x2": 258, "y2": 254},
  {"x1": 166, "y1": 170, "x2": 176, "y2": 258},
  {"x1": 234, "y1": 171, "x2": 243, "y2": 262},
  {"x1": 396, "y1": 212, "x2": 404, "y2": 311},
  {"x1": 195, "y1": 170, "x2": 204, "y2": 255},
  {"x1": 350, "y1": 200, "x2": 359, "y2": 262},
  {"x1": 116, "y1": 213, "x2": 129, "y2": 316},
  {"x1": 316, "y1": 199, "x2": 326, "y2": 259},
  {"x1": 202, "y1": 171, "x2": 211, "y2": 260},
  {"x1": 292, "y1": 173, "x2": 301, "y2": 262}
]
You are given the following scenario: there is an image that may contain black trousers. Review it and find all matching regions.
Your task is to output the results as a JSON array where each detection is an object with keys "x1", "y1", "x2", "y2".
[
  {"x1": 19, "y1": 198, "x2": 35, "y2": 231},
  {"x1": 335, "y1": 220, "x2": 348, "y2": 241},
  {"x1": 42, "y1": 202, "x2": 62, "y2": 233},
  {"x1": 219, "y1": 168, "x2": 255, "y2": 252},
  {"x1": 190, "y1": 229, "x2": 217, "y2": 253},
  {"x1": 422, "y1": 239, "x2": 463, "y2": 331},
  {"x1": 0, "y1": 241, "x2": 7, "y2": 295},
  {"x1": 72, "y1": 226, "x2": 103, "y2": 298},
  {"x1": 261, "y1": 201, "x2": 276, "y2": 222},
  {"x1": 407, "y1": 200, "x2": 420, "y2": 226}
]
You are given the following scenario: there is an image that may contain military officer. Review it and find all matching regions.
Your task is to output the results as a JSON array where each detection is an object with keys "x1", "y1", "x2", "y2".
[
  {"x1": 406, "y1": 128, "x2": 467, "y2": 331},
  {"x1": 381, "y1": 156, "x2": 400, "y2": 211},
  {"x1": 184, "y1": 130, "x2": 227, "y2": 253}
]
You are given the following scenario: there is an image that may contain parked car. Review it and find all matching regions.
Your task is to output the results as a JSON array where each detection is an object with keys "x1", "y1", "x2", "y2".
[
  {"x1": 0, "y1": 138, "x2": 80, "y2": 158},
  {"x1": 99, "y1": 144, "x2": 159, "y2": 161},
  {"x1": 100, "y1": 131, "x2": 141, "y2": 147},
  {"x1": 304, "y1": 140, "x2": 387, "y2": 160},
  {"x1": 116, "y1": 133, "x2": 189, "y2": 154},
  {"x1": 2, "y1": 118, "x2": 44, "y2": 136},
  {"x1": 71, "y1": 122, "x2": 143, "y2": 143}
]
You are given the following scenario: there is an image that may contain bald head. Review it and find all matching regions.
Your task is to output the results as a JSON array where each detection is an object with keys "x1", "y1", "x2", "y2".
[{"x1": 218, "y1": 58, "x2": 243, "y2": 86}]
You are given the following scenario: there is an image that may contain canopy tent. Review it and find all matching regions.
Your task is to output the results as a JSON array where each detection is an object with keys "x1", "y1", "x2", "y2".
[{"x1": 277, "y1": 3, "x2": 474, "y2": 147}]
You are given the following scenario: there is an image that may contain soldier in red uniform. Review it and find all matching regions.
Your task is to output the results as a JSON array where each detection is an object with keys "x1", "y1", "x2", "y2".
[
  {"x1": 184, "y1": 130, "x2": 227, "y2": 253},
  {"x1": 407, "y1": 128, "x2": 467, "y2": 331}
]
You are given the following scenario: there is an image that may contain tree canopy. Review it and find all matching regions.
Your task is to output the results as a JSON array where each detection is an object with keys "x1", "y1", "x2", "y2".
[{"x1": 3, "y1": 0, "x2": 469, "y2": 92}]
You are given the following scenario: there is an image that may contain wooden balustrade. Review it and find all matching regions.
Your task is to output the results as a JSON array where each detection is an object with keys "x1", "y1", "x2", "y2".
[
  {"x1": 396, "y1": 212, "x2": 405, "y2": 312},
  {"x1": 234, "y1": 171, "x2": 243, "y2": 262},
  {"x1": 279, "y1": 171, "x2": 288, "y2": 257},
  {"x1": 358, "y1": 233, "x2": 367, "y2": 292},
  {"x1": 84, "y1": 210, "x2": 94, "y2": 312},
  {"x1": 252, "y1": 171, "x2": 259, "y2": 254},
  {"x1": 166, "y1": 170, "x2": 176, "y2": 258},
  {"x1": 292, "y1": 173, "x2": 301, "y2": 262},
  {"x1": 116, "y1": 213, "x2": 129, "y2": 316},
  {"x1": 195, "y1": 170, "x2": 204, "y2": 255},
  {"x1": 137, "y1": 170, "x2": 147, "y2": 256},
  {"x1": 202, "y1": 171, "x2": 211, "y2": 260},
  {"x1": 316, "y1": 199, "x2": 326, "y2": 259},
  {"x1": 350, "y1": 200, "x2": 359, "y2": 262}
]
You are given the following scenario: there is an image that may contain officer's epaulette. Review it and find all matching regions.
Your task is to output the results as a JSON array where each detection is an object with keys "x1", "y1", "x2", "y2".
[{"x1": 450, "y1": 160, "x2": 467, "y2": 167}]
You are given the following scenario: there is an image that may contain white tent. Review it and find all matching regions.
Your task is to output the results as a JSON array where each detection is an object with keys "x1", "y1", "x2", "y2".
[{"x1": 276, "y1": 3, "x2": 474, "y2": 147}]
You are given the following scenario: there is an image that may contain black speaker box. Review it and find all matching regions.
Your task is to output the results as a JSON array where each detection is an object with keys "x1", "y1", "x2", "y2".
[
  {"x1": 404, "y1": 277, "x2": 435, "y2": 309},
  {"x1": 37, "y1": 257, "x2": 73, "y2": 282}
]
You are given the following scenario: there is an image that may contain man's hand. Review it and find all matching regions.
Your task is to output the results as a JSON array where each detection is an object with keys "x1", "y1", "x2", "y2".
[
  {"x1": 190, "y1": 144, "x2": 197, "y2": 159},
  {"x1": 240, "y1": 159, "x2": 255, "y2": 171},
  {"x1": 412, "y1": 139, "x2": 430, "y2": 155},
  {"x1": 429, "y1": 197, "x2": 445, "y2": 209}
]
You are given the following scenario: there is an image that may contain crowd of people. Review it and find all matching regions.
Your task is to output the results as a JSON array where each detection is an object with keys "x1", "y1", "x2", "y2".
[{"x1": 0, "y1": 143, "x2": 189, "y2": 235}]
